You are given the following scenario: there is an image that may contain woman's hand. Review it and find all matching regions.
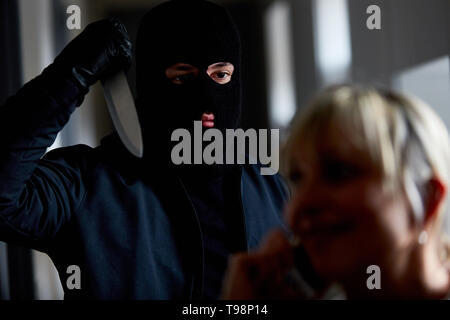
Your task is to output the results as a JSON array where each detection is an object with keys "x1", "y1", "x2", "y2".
[{"x1": 221, "y1": 229, "x2": 300, "y2": 300}]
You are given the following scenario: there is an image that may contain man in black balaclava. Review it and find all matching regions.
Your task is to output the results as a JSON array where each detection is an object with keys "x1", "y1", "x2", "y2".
[
  {"x1": 137, "y1": 0, "x2": 248, "y2": 299},
  {"x1": 0, "y1": 0, "x2": 288, "y2": 299},
  {"x1": 136, "y1": 0, "x2": 242, "y2": 169}
]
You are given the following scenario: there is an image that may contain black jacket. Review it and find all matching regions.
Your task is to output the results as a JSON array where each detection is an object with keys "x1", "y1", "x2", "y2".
[{"x1": 0, "y1": 72, "x2": 288, "y2": 299}]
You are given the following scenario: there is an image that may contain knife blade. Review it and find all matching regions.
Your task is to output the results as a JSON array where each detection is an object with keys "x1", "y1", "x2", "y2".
[{"x1": 102, "y1": 71, "x2": 143, "y2": 158}]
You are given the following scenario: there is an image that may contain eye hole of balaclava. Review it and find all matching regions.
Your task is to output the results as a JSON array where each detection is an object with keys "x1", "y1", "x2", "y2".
[{"x1": 135, "y1": 0, "x2": 242, "y2": 157}]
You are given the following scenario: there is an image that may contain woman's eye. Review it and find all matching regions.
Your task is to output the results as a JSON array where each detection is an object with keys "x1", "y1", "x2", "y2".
[
  {"x1": 289, "y1": 171, "x2": 303, "y2": 186},
  {"x1": 323, "y1": 161, "x2": 361, "y2": 184}
]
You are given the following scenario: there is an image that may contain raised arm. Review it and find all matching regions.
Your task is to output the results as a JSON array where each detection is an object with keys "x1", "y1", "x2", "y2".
[{"x1": 0, "y1": 18, "x2": 132, "y2": 251}]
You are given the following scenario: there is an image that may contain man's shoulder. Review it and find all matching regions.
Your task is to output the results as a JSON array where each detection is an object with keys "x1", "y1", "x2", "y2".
[
  {"x1": 41, "y1": 144, "x2": 102, "y2": 173},
  {"x1": 243, "y1": 163, "x2": 290, "y2": 200},
  {"x1": 36, "y1": 145, "x2": 100, "y2": 183},
  {"x1": 243, "y1": 162, "x2": 284, "y2": 182},
  {"x1": 42, "y1": 139, "x2": 144, "y2": 182},
  {"x1": 43, "y1": 144, "x2": 94, "y2": 162}
]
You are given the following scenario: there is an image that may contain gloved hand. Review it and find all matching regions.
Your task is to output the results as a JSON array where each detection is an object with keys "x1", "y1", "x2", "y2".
[{"x1": 45, "y1": 18, "x2": 132, "y2": 92}]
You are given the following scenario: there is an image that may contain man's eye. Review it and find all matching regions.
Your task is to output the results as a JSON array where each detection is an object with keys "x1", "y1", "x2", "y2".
[
  {"x1": 172, "y1": 73, "x2": 196, "y2": 84},
  {"x1": 216, "y1": 72, "x2": 228, "y2": 79},
  {"x1": 210, "y1": 71, "x2": 231, "y2": 84}
]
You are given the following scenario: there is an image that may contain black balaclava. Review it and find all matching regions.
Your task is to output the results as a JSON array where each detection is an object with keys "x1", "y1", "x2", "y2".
[{"x1": 135, "y1": 0, "x2": 242, "y2": 175}]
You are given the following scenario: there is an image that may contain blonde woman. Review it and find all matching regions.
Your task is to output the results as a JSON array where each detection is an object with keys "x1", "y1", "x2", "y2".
[{"x1": 222, "y1": 85, "x2": 450, "y2": 299}]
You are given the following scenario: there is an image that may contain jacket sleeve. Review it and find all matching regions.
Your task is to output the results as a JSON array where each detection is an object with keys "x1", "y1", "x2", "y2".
[{"x1": 0, "y1": 69, "x2": 88, "y2": 251}]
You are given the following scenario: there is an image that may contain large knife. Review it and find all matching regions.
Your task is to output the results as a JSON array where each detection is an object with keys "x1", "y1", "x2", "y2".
[{"x1": 102, "y1": 71, "x2": 143, "y2": 158}]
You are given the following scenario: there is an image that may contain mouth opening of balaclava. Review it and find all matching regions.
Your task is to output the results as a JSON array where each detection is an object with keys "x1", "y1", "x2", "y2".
[{"x1": 135, "y1": 0, "x2": 242, "y2": 176}]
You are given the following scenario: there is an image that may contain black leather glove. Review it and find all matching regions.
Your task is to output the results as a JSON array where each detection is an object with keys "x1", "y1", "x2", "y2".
[{"x1": 45, "y1": 18, "x2": 132, "y2": 92}]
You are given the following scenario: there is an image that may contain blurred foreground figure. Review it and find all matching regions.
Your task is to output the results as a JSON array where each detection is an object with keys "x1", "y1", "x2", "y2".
[
  {"x1": 223, "y1": 85, "x2": 450, "y2": 299},
  {"x1": 0, "y1": 0, "x2": 287, "y2": 299}
]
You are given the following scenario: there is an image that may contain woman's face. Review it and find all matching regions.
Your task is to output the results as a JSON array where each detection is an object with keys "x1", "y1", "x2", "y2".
[{"x1": 287, "y1": 123, "x2": 415, "y2": 284}]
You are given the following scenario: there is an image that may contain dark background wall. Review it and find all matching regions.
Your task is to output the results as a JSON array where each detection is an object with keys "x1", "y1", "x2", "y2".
[{"x1": 0, "y1": 0, "x2": 35, "y2": 300}]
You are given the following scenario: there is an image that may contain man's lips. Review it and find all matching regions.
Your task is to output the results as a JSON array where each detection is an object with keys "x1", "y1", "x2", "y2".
[{"x1": 201, "y1": 113, "x2": 215, "y2": 128}]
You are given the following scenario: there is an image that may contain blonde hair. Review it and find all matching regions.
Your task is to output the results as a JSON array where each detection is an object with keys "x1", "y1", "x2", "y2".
[{"x1": 285, "y1": 85, "x2": 450, "y2": 261}]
